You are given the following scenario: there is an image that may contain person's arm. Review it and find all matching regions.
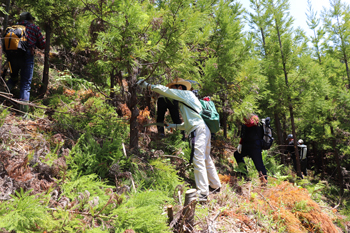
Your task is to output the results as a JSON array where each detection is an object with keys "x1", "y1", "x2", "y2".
[
  {"x1": 35, "y1": 26, "x2": 46, "y2": 50},
  {"x1": 166, "y1": 123, "x2": 185, "y2": 130}
]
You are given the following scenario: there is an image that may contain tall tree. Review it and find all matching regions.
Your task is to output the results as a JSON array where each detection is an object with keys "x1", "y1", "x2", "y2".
[
  {"x1": 322, "y1": 0, "x2": 350, "y2": 88},
  {"x1": 248, "y1": 0, "x2": 286, "y2": 154},
  {"x1": 306, "y1": 0, "x2": 325, "y2": 64},
  {"x1": 201, "y1": 0, "x2": 257, "y2": 138}
]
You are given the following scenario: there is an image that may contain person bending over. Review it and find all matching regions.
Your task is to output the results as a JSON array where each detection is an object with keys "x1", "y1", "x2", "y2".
[{"x1": 137, "y1": 78, "x2": 221, "y2": 201}]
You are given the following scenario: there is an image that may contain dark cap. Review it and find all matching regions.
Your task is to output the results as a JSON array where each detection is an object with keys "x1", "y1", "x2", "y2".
[
  {"x1": 286, "y1": 134, "x2": 293, "y2": 140},
  {"x1": 19, "y1": 12, "x2": 35, "y2": 21}
]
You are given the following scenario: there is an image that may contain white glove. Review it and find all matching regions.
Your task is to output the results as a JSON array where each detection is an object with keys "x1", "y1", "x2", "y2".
[
  {"x1": 237, "y1": 144, "x2": 242, "y2": 154},
  {"x1": 136, "y1": 79, "x2": 149, "y2": 89},
  {"x1": 165, "y1": 123, "x2": 176, "y2": 130}
]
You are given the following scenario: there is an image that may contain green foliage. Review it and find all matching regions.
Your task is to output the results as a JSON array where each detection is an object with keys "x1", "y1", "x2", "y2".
[
  {"x1": 60, "y1": 174, "x2": 117, "y2": 214},
  {"x1": 68, "y1": 131, "x2": 124, "y2": 178},
  {"x1": 149, "y1": 159, "x2": 183, "y2": 194},
  {"x1": 55, "y1": 71, "x2": 94, "y2": 91},
  {"x1": 52, "y1": 97, "x2": 128, "y2": 138},
  {"x1": 292, "y1": 200, "x2": 314, "y2": 213},
  {"x1": 262, "y1": 151, "x2": 288, "y2": 176},
  {"x1": 113, "y1": 190, "x2": 171, "y2": 233},
  {"x1": 0, "y1": 105, "x2": 10, "y2": 127},
  {"x1": 0, "y1": 189, "x2": 56, "y2": 232}
]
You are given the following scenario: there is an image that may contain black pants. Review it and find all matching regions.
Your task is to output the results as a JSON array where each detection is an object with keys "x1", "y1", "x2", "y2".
[
  {"x1": 6, "y1": 51, "x2": 26, "y2": 84},
  {"x1": 292, "y1": 155, "x2": 307, "y2": 177},
  {"x1": 234, "y1": 140, "x2": 267, "y2": 179},
  {"x1": 156, "y1": 97, "x2": 182, "y2": 134}
]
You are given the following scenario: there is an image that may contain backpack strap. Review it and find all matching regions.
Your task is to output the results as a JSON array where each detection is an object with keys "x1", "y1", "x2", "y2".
[{"x1": 179, "y1": 101, "x2": 200, "y2": 115}]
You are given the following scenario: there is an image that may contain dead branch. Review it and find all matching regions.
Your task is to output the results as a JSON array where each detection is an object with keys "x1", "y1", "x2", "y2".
[{"x1": 258, "y1": 192, "x2": 275, "y2": 210}]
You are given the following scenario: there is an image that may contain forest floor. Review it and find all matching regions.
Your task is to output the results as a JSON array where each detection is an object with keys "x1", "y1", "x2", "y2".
[{"x1": 1, "y1": 107, "x2": 350, "y2": 232}]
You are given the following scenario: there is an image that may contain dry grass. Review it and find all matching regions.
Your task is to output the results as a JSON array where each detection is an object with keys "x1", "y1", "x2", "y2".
[{"x1": 198, "y1": 174, "x2": 345, "y2": 233}]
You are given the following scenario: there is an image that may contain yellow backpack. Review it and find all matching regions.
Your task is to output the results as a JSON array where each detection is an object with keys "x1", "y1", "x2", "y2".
[{"x1": 3, "y1": 25, "x2": 28, "y2": 52}]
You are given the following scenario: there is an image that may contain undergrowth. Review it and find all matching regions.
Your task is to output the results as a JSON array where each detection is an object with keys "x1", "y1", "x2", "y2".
[{"x1": 1, "y1": 77, "x2": 349, "y2": 232}]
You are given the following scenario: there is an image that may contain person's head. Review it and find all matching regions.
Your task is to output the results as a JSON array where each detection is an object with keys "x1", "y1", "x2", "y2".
[
  {"x1": 166, "y1": 78, "x2": 191, "y2": 91},
  {"x1": 298, "y1": 139, "x2": 304, "y2": 145},
  {"x1": 287, "y1": 134, "x2": 293, "y2": 141},
  {"x1": 19, "y1": 12, "x2": 35, "y2": 23},
  {"x1": 243, "y1": 114, "x2": 259, "y2": 125}
]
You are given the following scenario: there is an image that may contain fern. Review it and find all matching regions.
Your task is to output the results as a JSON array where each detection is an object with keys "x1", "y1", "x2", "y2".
[
  {"x1": 149, "y1": 159, "x2": 184, "y2": 195},
  {"x1": 68, "y1": 130, "x2": 125, "y2": 178},
  {"x1": 60, "y1": 174, "x2": 116, "y2": 211},
  {"x1": 0, "y1": 188, "x2": 56, "y2": 232},
  {"x1": 113, "y1": 190, "x2": 171, "y2": 233}
]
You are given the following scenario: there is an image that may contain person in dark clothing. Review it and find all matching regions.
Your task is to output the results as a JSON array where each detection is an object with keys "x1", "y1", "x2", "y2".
[
  {"x1": 156, "y1": 79, "x2": 185, "y2": 140},
  {"x1": 5, "y1": 12, "x2": 46, "y2": 113},
  {"x1": 286, "y1": 134, "x2": 295, "y2": 157},
  {"x1": 286, "y1": 134, "x2": 305, "y2": 178},
  {"x1": 234, "y1": 114, "x2": 267, "y2": 183}
]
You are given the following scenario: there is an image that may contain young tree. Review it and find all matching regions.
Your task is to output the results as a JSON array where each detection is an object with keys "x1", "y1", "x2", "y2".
[{"x1": 90, "y1": 0, "x2": 212, "y2": 148}]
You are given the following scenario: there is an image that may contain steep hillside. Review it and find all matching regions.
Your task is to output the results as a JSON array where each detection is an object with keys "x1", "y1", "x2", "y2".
[{"x1": 0, "y1": 96, "x2": 349, "y2": 232}]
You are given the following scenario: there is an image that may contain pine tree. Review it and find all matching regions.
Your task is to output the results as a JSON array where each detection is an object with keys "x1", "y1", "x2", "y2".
[
  {"x1": 322, "y1": 0, "x2": 350, "y2": 87},
  {"x1": 87, "y1": 0, "x2": 212, "y2": 148},
  {"x1": 200, "y1": 0, "x2": 257, "y2": 138}
]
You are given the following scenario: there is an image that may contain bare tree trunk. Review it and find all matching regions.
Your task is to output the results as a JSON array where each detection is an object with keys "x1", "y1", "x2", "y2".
[
  {"x1": 321, "y1": 150, "x2": 325, "y2": 180},
  {"x1": 0, "y1": 35, "x2": 2, "y2": 75},
  {"x1": 40, "y1": 20, "x2": 51, "y2": 97},
  {"x1": 289, "y1": 102, "x2": 302, "y2": 178},
  {"x1": 222, "y1": 104, "x2": 227, "y2": 139},
  {"x1": 312, "y1": 141, "x2": 319, "y2": 174},
  {"x1": 128, "y1": 67, "x2": 139, "y2": 149},
  {"x1": 274, "y1": 112, "x2": 284, "y2": 164},
  {"x1": 110, "y1": 68, "x2": 115, "y2": 100},
  {"x1": 330, "y1": 126, "x2": 344, "y2": 196}
]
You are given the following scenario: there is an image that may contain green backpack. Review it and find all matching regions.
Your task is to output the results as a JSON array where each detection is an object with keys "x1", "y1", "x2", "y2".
[{"x1": 182, "y1": 97, "x2": 220, "y2": 134}]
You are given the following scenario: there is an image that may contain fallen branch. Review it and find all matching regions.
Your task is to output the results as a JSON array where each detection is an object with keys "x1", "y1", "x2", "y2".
[{"x1": 258, "y1": 192, "x2": 275, "y2": 210}]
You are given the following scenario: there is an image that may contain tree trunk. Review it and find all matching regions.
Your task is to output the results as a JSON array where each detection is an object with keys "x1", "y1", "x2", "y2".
[
  {"x1": 330, "y1": 126, "x2": 344, "y2": 196},
  {"x1": 110, "y1": 68, "x2": 115, "y2": 100},
  {"x1": 128, "y1": 67, "x2": 139, "y2": 149},
  {"x1": 274, "y1": 112, "x2": 284, "y2": 164},
  {"x1": 0, "y1": 35, "x2": 2, "y2": 76},
  {"x1": 39, "y1": 20, "x2": 51, "y2": 97},
  {"x1": 312, "y1": 141, "x2": 319, "y2": 174},
  {"x1": 289, "y1": 102, "x2": 302, "y2": 178},
  {"x1": 321, "y1": 150, "x2": 325, "y2": 180}
]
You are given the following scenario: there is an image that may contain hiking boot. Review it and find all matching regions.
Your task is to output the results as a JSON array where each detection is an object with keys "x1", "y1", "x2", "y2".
[
  {"x1": 259, "y1": 173, "x2": 268, "y2": 186},
  {"x1": 197, "y1": 194, "x2": 208, "y2": 203},
  {"x1": 19, "y1": 104, "x2": 29, "y2": 113},
  {"x1": 209, "y1": 186, "x2": 220, "y2": 194}
]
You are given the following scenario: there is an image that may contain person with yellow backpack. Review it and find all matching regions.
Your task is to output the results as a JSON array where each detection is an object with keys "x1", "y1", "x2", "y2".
[{"x1": 3, "y1": 12, "x2": 45, "y2": 114}]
